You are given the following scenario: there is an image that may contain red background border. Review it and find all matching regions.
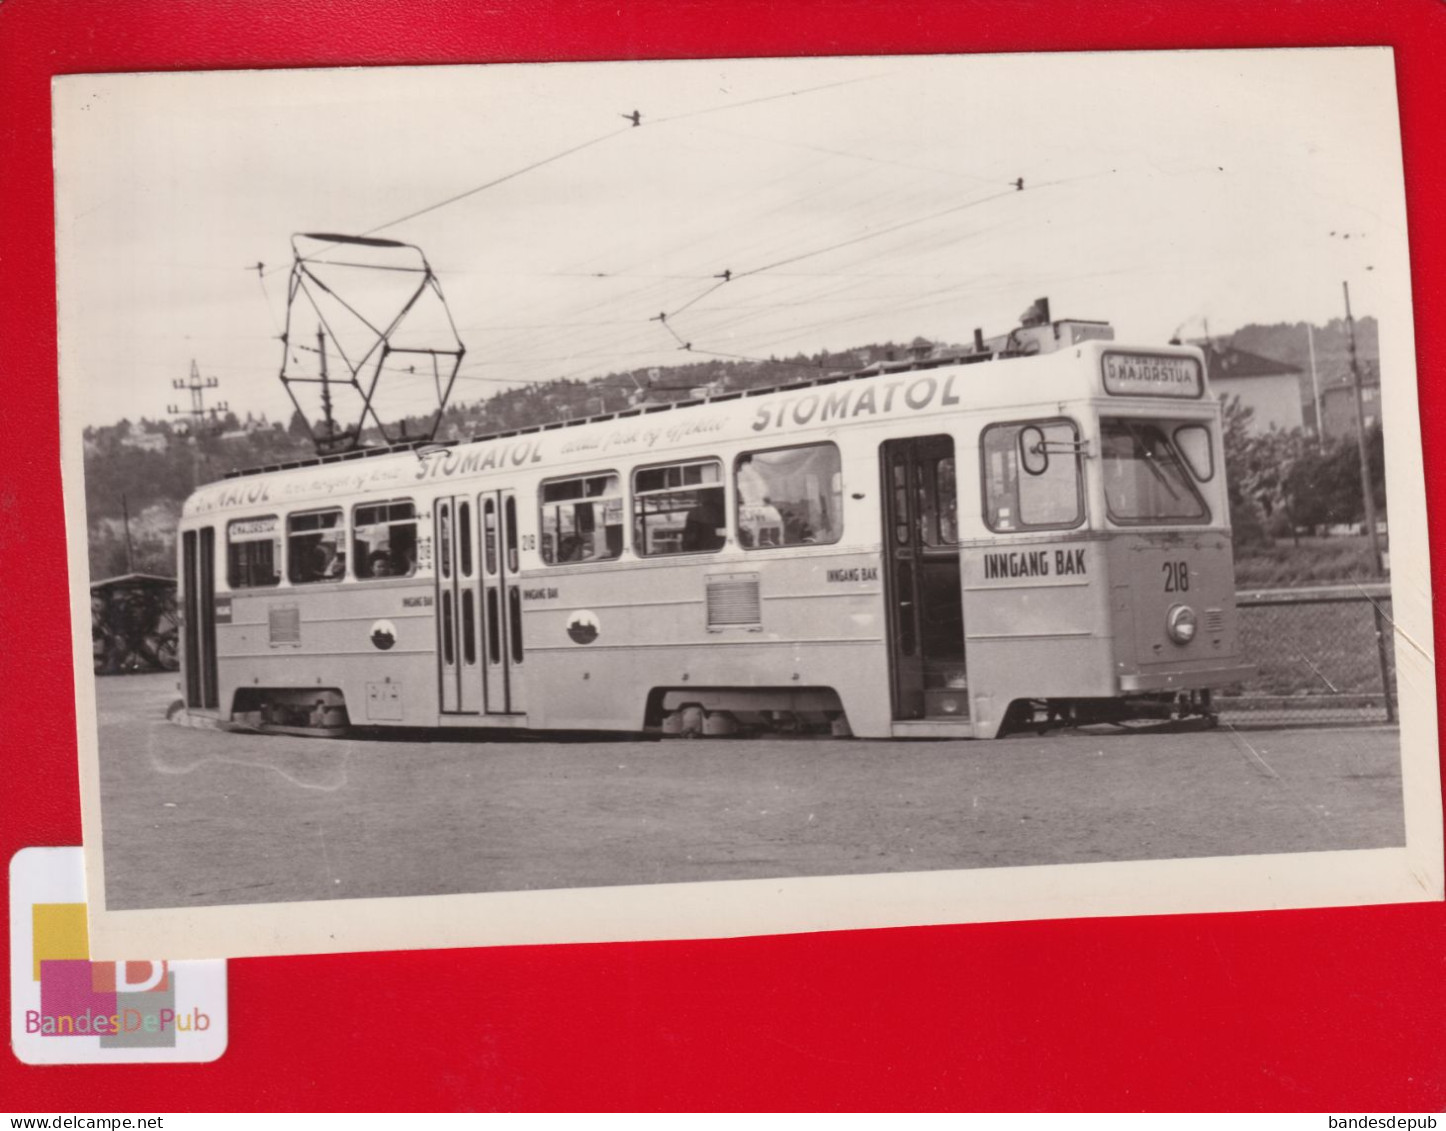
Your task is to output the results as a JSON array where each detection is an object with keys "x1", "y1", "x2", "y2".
[{"x1": 3, "y1": 0, "x2": 1443, "y2": 1111}]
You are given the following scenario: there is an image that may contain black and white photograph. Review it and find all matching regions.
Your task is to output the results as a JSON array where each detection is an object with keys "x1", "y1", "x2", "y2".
[{"x1": 60, "y1": 49, "x2": 1440, "y2": 960}]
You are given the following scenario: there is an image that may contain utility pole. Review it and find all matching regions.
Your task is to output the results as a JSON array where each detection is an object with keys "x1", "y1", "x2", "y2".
[
  {"x1": 167, "y1": 359, "x2": 227, "y2": 487},
  {"x1": 1344, "y1": 280, "x2": 1393, "y2": 725},
  {"x1": 1306, "y1": 324, "x2": 1324, "y2": 450},
  {"x1": 168, "y1": 359, "x2": 226, "y2": 431},
  {"x1": 1343, "y1": 282, "x2": 1384, "y2": 575},
  {"x1": 317, "y1": 325, "x2": 336, "y2": 445},
  {"x1": 121, "y1": 492, "x2": 135, "y2": 574}
]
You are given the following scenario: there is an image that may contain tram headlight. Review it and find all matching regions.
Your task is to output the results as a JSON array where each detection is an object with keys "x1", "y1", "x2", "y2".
[{"x1": 1166, "y1": 604, "x2": 1198, "y2": 645}]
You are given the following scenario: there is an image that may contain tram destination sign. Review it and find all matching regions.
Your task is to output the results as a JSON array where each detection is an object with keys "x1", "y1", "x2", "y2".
[{"x1": 1101, "y1": 352, "x2": 1203, "y2": 398}]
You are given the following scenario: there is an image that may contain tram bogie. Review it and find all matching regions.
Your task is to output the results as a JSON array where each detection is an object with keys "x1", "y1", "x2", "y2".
[
  {"x1": 230, "y1": 687, "x2": 350, "y2": 737},
  {"x1": 652, "y1": 686, "x2": 848, "y2": 738},
  {"x1": 174, "y1": 316, "x2": 1252, "y2": 741}
]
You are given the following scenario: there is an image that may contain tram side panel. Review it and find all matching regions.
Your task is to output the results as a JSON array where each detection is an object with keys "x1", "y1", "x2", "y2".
[
  {"x1": 214, "y1": 578, "x2": 440, "y2": 729},
  {"x1": 518, "y1": 546, "x2": 896, "y2": 737},
  {"x1": 960, "y1": 535, "x2": 1119, "y2": 737}
]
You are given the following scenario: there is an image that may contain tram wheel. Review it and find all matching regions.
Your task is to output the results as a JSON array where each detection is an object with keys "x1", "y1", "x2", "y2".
[{"x1": 997, "y1": 700, "x2": 1037, "y2": 737}]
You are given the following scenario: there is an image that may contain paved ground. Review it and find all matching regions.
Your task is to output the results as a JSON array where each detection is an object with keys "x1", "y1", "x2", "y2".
[{"x1": 96, "y1": 673, "x2": 1406, "y2": 910}]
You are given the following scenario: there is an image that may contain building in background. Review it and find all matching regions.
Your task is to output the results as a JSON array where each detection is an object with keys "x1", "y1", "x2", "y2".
[
  {"x1": 1319, "y1": 362, "x2": 1382, "y2": 440},
  {"x1": 1201, "y1": 342, "x2": 1304, "y2": 432}
]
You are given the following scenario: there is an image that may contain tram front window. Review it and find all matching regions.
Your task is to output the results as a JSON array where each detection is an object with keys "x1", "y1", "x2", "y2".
[{"x1": 1100, "y1": 418, "x2": 1210, "y2": 525}]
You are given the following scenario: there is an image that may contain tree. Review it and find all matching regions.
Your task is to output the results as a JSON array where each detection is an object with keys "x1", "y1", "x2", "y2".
[
  {"x1": 1285, "y1": 425, "x2": 1387, "y2": 530},
  {"x1": 1221, "y1": 396, "x2": 1315, "y2": 547}
]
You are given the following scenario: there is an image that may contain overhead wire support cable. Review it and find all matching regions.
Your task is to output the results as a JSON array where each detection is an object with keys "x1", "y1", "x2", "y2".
[
  {"x1": 361, "y1": 126, "x2": 634, "y2": 238},
  {"x1": 333, "y1": 73, "x2": 893, "y2": 255},
  {"x1": 643, "y1": 174, "x2": 1038, "y2": 362},
  {"x1": 647, "y1": 71, "x2": 894, "y2": 128}
]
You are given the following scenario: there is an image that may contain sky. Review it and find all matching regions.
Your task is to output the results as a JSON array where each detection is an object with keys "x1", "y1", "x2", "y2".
[{"x1": 52, "y1": 49, "x2": 1408, "y2": 431}]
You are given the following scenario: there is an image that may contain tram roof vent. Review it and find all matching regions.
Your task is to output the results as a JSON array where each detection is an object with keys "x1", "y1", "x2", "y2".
[
  {"x1": 1009, "y1": 317, "x2": 1115, "y2": 355},
  {"x1": 970, "y1": 298, "x2": 1114, "y2": 358}
]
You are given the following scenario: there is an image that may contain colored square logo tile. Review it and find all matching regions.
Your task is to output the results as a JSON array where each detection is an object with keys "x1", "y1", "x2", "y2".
[
  {"x1": 101, "y1": 982, "x2": 179, "y2": 1049},
  {"x1": 38, "y1": 959, "x2": 117, "y2": 1033},
  {"x1": 31, "y1": 903, "x2": 88, "y2": 980}
]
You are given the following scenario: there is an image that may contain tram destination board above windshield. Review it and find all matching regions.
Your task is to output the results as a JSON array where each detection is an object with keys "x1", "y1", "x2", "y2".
[{"x1": 1101, "y1": 352, "x2": 1204, "y2": 398}]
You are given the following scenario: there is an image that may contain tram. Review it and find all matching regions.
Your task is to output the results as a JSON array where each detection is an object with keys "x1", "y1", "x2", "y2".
[{"x1": 174, "y1": 312, "x2": 1252, "y2": 740}]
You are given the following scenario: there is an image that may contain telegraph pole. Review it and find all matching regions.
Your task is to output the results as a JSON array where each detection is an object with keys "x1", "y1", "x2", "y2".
[
  {"x1": 317, "y1": 325, "x2": 336, "y2": 445},
  {"x1": 1307, "y1": 324, "x2": 1324, "y2": 450},
  {"x1": 1344, "y1": 281, "x2": 1393, "y2": 724},
  {"x1": 121, "y1": 492, "x2": 135, "y2": 573},
  {"x1": 167, "y1": 360, "x2": 227, "y2": 487},
  {"x1": 1343, "y1": 282, "x2": 1384, "y2": 576}
]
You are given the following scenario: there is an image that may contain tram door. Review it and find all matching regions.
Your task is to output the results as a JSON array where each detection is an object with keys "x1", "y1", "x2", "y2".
[
  {"x1": 480, "y1": 489, "x2": 526, "y2": 715},
  {"x1": 880, "y1": 436, "x2": 966, "y2": 720},
  {"x1": 435, "y1": 497, "x2": 483, "y2": 714},
  {"x1": 181, "y1": 526, "x2": 219, "y2": 710}
]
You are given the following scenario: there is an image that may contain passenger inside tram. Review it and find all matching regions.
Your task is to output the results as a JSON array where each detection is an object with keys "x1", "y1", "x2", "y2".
[
  {"x1": 681, "y1": 492, "x2": 727, "y2": 552},
  {"x1": 368, "y1": 550, "x2": 394, "y2": 578}
]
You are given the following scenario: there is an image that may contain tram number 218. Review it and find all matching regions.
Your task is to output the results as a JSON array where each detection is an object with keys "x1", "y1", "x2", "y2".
[{"x1": 1162, "y1": 560, "x2": 1191, "y2": 592}]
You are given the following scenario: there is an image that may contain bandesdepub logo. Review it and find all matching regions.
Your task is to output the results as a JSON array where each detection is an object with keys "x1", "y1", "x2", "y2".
[
  {"x1": 24, "y1": 917, "x2": 197, "y2": 1047},
  {"x1": 10, "y1": 847, "x2": 227, "y2": 1064},
  {"x1": 370, "y1": 618, "x2": 398, "y2": 650}
]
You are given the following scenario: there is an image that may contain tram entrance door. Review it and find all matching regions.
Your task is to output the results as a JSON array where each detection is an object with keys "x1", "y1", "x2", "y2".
[
  {"x1": 479, "y1": 489, "x2": 526, "y2": 716},
  {"x1": 880, "y1": 435, "x2": 967, "y2": 720},
  {"x1": 435, "y1": 496, "x2": 482, "y2": 714},
  {"x1": 181, "y1": 526, "x2": 219, "y2": 710}
]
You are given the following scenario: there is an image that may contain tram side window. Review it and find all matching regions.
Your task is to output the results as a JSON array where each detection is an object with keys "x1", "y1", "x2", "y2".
[
  {"x1": 634, "y1": 459, "x2": 725, "y2": 556},
  {"x1": 982, "y1": 421, "x2": 1083, "y2": 531},
  {"x1": 540, "y1": 473, "x2": 623, "y2": 564},
  {"x1": 227, "y1": 516, "x2": 281, "y2": 589},
  {"x1": 287, "y1": 509, "x2": 346, "y2": 583},
  {"x1": 735, "y1": 443, "x2": 843, "y2": 549},
  {"x1": 353, "y1": 500, "x2": 418, "y2": 579}
]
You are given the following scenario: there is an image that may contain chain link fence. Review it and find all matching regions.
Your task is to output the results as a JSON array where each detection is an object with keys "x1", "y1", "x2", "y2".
[{"x1": 1217, "y1": 583, "x2": 1397, "y2": 725}]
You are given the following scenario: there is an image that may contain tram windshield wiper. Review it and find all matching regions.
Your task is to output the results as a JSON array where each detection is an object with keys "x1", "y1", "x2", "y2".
[{"x1": 1125, "y1": 420, "x2": 1183, "y2": 501}]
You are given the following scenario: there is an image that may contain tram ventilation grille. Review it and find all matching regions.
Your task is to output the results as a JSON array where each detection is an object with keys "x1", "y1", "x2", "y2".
[
  {"x1": 706, "y1": 572, "x2": 762, "y2": 628},
  {"x1": 269, "y1": 605, "x2": 302, "y2": 645},
  {"x1": 1204, "y1": 608, "x2": 1225, "y2": 633}
]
